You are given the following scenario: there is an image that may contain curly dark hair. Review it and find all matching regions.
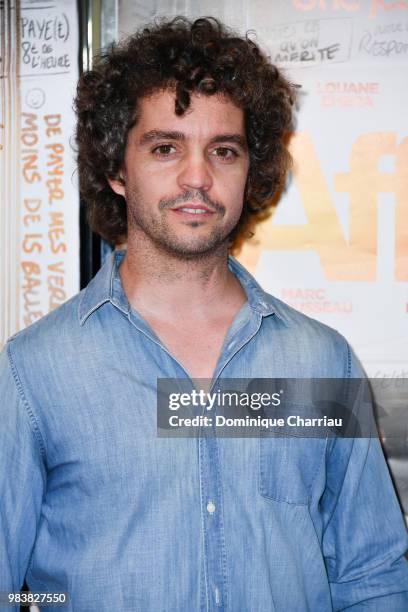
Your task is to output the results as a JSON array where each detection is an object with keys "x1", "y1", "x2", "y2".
[{"x1": 74, "y1": 16, "x2": 295, "y2": 250}]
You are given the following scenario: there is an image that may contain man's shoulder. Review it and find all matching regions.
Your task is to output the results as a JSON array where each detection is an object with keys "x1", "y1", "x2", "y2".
[
  {"x1": 262, "y1": 292, "x2": 354, "y2": 376},
  {"x1": 6, "y1": 252, "x2": 115, "y2": 360},
  {"x1": 230, "y1": 256, "x2": 348, "y2": 361}
]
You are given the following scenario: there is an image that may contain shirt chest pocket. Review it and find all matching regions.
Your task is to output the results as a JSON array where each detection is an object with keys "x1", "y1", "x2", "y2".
[{"x1": 259, "y1": 436, "x2": 327, "y2": 505}]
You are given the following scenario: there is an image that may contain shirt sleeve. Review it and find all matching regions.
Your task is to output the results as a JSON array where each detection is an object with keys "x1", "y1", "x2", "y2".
[
  {"x1": 0, "y1": 343, "x2": 46, "y2": 610},
  {"x1": 321, "y1": 344, "x2": 408, "y2": 610}
]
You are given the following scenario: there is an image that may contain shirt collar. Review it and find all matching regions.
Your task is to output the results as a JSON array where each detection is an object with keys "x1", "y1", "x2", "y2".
[
  {"x1": 78, "y1": 250, "x2": 129, "y2": 325},
  {"x1": 227, "y1": 256, "x2": 287, "y2": 322},
  {"x1": 78, "y1": 250, "x2": 287, "y2": 325}
]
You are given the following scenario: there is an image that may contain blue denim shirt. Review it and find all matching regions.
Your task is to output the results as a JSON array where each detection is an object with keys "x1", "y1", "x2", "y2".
[{"x1": 1, "y1": 250, "x2": 407, "y2": 611}]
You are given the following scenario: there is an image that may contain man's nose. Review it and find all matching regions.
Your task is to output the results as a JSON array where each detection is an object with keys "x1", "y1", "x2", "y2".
[{"x1": 177, "y1": 151, "x2": 213, "y2": 192}]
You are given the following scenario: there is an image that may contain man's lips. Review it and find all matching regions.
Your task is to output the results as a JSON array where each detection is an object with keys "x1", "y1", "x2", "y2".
[{"x1": 170, "y1": 203, "x2": 215, "y2": 216}]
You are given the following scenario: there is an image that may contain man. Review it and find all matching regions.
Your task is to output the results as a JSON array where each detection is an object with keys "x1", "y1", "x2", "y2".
[{"x1": 1, "y1": 17, "x2": 407, "y2": 611}]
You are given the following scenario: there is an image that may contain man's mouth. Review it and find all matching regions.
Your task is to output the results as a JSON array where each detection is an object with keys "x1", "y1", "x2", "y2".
[{"x1": 171, "y1": 204, "x2": 214, "y2": 216}]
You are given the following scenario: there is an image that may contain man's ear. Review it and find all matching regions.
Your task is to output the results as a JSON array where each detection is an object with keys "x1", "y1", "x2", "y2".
[{"x1": 108, "y1": 173, "x2": 126, "y2": 198}]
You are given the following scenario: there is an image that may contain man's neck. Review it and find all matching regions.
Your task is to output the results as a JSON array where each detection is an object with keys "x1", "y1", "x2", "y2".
[{"x1": 119, "y1": 238, "x2": 246, "y2": 323}]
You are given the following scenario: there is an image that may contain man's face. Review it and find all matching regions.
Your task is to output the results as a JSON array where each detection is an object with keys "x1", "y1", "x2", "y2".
[{"x1": 109, "y1": 89, "x2": 249, "y2": 258}]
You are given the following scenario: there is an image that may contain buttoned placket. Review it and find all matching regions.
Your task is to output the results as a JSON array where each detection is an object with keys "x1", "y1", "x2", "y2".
[{"x1": 196, "y1": 309, "x2": 264, "y2": 612}]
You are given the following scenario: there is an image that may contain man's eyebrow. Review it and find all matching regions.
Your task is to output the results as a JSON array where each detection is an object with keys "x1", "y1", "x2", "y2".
[
  {"x1": 138, "y1": 130, "x2": 247, "y2": 150},
  {"x1": 139, "y1": 130, "x2": 185, "y2": 145},
  {"x1": 208, "y1": 134, "x2": 247, "y2": 150}
]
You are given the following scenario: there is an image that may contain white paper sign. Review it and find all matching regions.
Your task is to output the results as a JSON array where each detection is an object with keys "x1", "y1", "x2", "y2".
[{"x1": 18, "y1": 0, "x2": 79, "y2": 330}]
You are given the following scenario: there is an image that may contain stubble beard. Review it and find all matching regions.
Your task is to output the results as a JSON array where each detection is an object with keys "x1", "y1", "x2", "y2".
[{"x1": 126, "y1": 185, "x2": 243, "y2": 261}]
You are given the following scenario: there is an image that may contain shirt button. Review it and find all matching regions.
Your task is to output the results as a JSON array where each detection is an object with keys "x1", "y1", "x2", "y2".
[{"x1": 206, "y1": 500, "x2": 216, "y2": 514}]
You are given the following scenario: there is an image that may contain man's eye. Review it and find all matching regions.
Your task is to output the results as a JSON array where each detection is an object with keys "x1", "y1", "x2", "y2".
[
  {"x1": 212, "y1": 147, "x2": 237, "y2": 160},
  {"x1": 152, "y1": 144, "x2": 176, "y2": 156}
]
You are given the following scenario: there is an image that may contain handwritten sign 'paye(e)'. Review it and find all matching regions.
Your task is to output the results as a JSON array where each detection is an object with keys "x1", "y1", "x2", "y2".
[{"x1": 19, "y1": 7, "x2": 71, "y2": 76}]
